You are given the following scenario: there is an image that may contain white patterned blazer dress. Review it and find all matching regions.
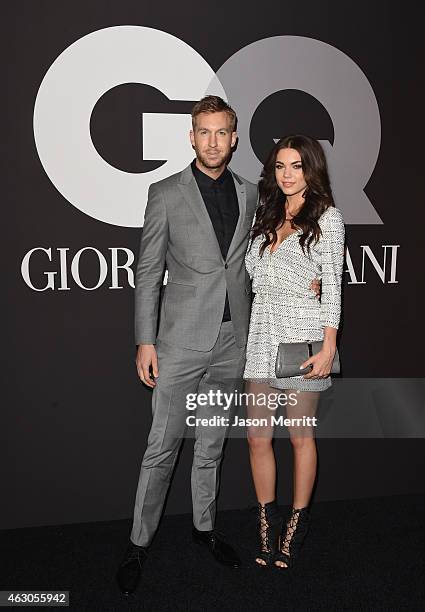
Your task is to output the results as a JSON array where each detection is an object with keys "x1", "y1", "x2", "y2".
[{"x1": 243, "y1": 206, "x2": 345, "y2": 391}]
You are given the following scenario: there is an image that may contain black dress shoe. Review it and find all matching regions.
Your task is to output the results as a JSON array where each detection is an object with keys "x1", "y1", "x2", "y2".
[
  {"x1": 192, "y1": 527, "x2": 241, "y2": 568},
  {"x1": 116, "y1": 542, "x2": 148, "y2": 596}
]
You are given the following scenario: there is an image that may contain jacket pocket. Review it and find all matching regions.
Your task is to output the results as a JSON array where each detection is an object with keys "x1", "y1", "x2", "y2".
[{"x1": 164, "y1": 281, "x2": 197, "y2": 301}]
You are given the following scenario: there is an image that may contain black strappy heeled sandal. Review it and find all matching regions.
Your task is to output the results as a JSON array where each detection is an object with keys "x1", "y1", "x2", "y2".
[
  {"x1": 255, "y1": 501, "x2": 282, "y2": 567},
  {"x1": 274, "y1": 506, "x2": 310, "y2": 569}
]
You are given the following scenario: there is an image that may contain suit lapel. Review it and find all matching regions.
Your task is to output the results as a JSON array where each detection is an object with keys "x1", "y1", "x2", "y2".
[
  {"x1": 178, "y1": 165, "x2": 224, "y2": 262},
  {"x1": 177, "y1": 164, "x2": 247, "y2": 263},
  {"x1": 226, "y1": 168, "x2": 247, "y2": 261}
]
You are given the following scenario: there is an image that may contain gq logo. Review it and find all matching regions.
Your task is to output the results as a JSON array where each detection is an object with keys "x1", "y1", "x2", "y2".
[{"x1": 33, "y1": 26, "x2": 381, "y2": 227}]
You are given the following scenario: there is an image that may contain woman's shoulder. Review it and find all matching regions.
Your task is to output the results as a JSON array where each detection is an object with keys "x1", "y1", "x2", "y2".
[
  {"x1": 247, "y1": 233, "x2": 267, "y2": 259},
  {"x1": 318, "y1": 205, "x2": 345, "y2": 227}
]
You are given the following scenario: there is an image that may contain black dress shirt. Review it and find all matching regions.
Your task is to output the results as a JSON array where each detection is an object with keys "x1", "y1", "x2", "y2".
[{"x1": 191, "y1": 160, "x2": 239, "y2": 321}]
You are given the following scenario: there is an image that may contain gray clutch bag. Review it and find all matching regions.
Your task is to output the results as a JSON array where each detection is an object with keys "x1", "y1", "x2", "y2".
[{"x1": 275, "y1": 341, "x2": 340, "y2": 378}]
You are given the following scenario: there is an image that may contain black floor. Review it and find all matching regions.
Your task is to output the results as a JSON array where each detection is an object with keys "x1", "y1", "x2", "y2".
[{"x1": 2, "y1": 494, "x2": 425, "y2": 611}]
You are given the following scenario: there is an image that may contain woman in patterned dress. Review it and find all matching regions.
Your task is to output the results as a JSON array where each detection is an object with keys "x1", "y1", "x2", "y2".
[{"x1": 243, "y1": 135, "x2": 345, "y2": 568}]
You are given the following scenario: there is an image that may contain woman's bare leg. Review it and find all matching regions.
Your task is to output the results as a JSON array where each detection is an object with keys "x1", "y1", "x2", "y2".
[
  {"x1": 245, "y1": 381, "x2": 278, "y2": 565},
  {"x1": 288, "y1": 391, "x2": 319, "y2": 508},
  {"x1": 275, "y1": 390, "x2": 319, "y2": 567},
  {"x1": 246, "y1": 381, "x2": 276, "y2": 503}
]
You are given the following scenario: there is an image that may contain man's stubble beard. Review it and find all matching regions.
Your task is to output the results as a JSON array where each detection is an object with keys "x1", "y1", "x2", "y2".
[{"x1": 196, "y1": 150, "x2": 230, "y2": 170}]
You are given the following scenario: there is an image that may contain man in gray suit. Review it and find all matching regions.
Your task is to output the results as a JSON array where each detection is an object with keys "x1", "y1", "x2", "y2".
[{"x1": 117, "y1": 96, "x2": 258, "y2": 595}]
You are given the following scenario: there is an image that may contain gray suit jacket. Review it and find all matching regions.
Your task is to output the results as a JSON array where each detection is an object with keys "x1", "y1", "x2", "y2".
[{"x1": 134, "y1": 163, "x2": 258, "y2": 351}]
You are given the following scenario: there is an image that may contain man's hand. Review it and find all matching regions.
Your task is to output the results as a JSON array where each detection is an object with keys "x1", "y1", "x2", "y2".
[
  {"x1": 136, "y1": 344, "x2": 159, "y2": 388},
  {"x1": 310, "y1": 277, "x2": 321, "y2": 299}
]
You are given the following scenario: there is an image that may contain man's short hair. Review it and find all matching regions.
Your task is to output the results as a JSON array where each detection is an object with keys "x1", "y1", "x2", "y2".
[{"x1": 191, "y1": 96, "x2": 237, "y2": 131}]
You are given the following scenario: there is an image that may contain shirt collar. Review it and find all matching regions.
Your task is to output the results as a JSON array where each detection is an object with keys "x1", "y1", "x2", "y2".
[{"x1": 191, "y1": 159, "x2": 231, "y2": 188}]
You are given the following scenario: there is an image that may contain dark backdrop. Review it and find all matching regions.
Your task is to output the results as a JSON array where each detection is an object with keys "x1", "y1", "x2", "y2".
[{"x1": 2, "y1": 0, "x2": 425, "y2": 530}]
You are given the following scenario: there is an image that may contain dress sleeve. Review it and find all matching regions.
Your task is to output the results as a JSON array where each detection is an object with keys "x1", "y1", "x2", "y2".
[{"x1": 319, "y1": 207, "x2": 345, "y2": 329}]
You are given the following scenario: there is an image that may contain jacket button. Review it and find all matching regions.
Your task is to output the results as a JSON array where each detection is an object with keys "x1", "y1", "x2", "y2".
[{"x1": 224, "y1": 263, "x2": 228, "y2": 269}]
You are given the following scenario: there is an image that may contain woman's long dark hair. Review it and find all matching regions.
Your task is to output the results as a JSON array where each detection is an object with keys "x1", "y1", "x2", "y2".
[{"x1": 252, "y1": 135, "x2": 335, "y2": 256}]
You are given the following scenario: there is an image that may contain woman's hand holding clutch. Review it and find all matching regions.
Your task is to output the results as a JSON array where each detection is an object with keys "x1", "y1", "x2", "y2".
[
  {"x1": 300, "y1": 346, "x2": 336, "y2": 379},
  {"x1": 300, "y1": 327, "x2": 337, "y2": 379}
]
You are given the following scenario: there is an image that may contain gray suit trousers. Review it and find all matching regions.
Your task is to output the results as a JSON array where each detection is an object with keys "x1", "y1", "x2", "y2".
[{"x1": 130, "y1": 321, "x2": 246, "y2": 547}]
